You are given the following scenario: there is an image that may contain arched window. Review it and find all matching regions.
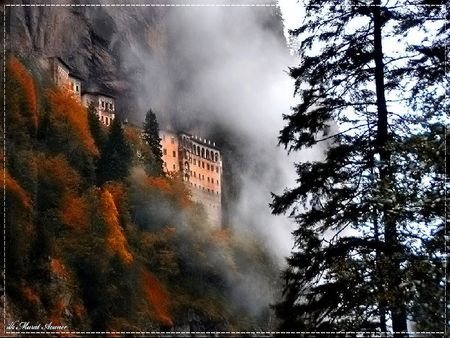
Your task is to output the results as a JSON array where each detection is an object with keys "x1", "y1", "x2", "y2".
[
  {"x1": 201, "y1": 148, "x2": 205, "y2": 158},
  {"x1": 215, "y1": 153, "x2": 219, "y2": 162},
  {"x1": 197, "y1": 146, "x2": 200, "y2": 156},
  {"x1": 206, "y1": 150, "x2": 210, "y2": 160}
]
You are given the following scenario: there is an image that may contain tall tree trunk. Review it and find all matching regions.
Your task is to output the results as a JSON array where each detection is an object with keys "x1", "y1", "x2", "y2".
[{"x1": 372, "y1": 1, "x2": 408, "y2": 335}]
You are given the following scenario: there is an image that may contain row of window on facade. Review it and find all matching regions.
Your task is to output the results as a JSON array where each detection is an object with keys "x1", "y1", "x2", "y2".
[
  {"x1": 163, "y1": 149, "x2": 220, "y2": 174},
  {"x1": 162, "y1": 135, "x2": 220, "y2": 162},
  {"x1": 190, "y1": 171, "x2": 220, "y2": 185},
  {"x1": 190, "y1": 182, "x2": 220, "y2": 195},
  {"x1": 193, "y1": 158, "x2": 219, "y2": 173},
  {"x1": 163, "y1": 162, "x2": 177, "y2": 171},
  {"x1": 100, "y1": 114, "x2": 113, "y2": 126},
  {"x1": 182, "y1": 137, "x2": 220, "y2": 162},
  {"x1": 71, "y1": 82, "x2": 80, "y2": 93},
  {"x1": 101, "y1": 100, "x2": 114, "y2": 111}
]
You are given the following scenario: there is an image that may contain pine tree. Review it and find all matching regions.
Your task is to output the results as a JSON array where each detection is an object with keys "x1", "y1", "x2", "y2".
[
  {"x1": 142, "y1": 109, "x2": 164, "y2": 176},
  {"x1": 270, "y1": 1, "x2": 447, "y2": 333},
  {"x1": 87, "y1": 102, "x2": 107, "y2": 151},
  {"x1": 97, "y1": 118, "x2": 133, "y2": 185}
]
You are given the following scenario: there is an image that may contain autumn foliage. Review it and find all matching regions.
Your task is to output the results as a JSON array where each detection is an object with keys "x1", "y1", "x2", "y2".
[
  {"x1": 8, "y1": 56, "x2": 38, "y2": 129},
  {"x1": 5, "y1": 53, "x2": 277, "y2": 332},
  {"x1": 38, "y1": 154, "x2": 81, "y2": 192},
  {"x1": 3, "y1": 169, "x2": 32, "y2": 209},
  {"x1": 142, "y1": 269, "x2": 173, "y2": 326},
  {"x1": 144, "y1": 176, "x2": 192, "y2": 208},
  {"x1": 46, "y1": 87, "x2": 98, "y2": 155},
  {"x1": 100, "y1": 189, "x2": 134, "y2": 264},
  {"x1": 59, "y1": 193, "x2": 89, "y2": 230}
]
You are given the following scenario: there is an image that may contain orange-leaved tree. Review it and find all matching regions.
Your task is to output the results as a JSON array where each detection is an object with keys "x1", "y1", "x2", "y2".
[
  {"x1": 99, "y1": 188, "x2": 134, "y2": 264},
  {"x1": 7, "y1": 56, "x2": 38, "y2": 131},
  {"x1": 46, "y1": 87, "x2": 98, "y2": 156}
]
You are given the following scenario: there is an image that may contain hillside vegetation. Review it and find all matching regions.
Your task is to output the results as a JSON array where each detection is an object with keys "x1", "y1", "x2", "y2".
[{"x1": 2, "y1": 56, "x2": 278, "y2": 332}]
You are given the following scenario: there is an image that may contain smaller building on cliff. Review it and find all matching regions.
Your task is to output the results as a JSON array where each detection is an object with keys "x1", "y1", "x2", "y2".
[
  {"x1": 160, "y1": 130, "x2": 223, "y2": 227},
  {"x1": 81, "y1": 91, "x2": 116, "y2": 127},
  {"x1": 49, "y1": 57, "x2": 81, "y2": 100},
  {"x1": 48, "y1": 57, "x2": 115, "y2": 126}
]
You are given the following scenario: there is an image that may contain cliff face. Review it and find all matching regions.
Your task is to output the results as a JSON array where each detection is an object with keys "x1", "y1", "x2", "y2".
[
  {"x1": 8, "y1": 4, "x2": 168, "y2": 116},
  {"x1": 7, "y1": 3, "x2": 287, "y2": 123}
]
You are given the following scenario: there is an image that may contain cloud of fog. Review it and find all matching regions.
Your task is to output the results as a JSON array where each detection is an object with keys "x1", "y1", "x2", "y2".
[{"x1": 119, "y1": 5, "x2": 326, "y2": 263}]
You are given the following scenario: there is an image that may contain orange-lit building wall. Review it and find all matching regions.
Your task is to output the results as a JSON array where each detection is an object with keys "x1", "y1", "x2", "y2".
[
  {"x1": 160, "y1": 130, "x2": 181, "y2": 174},
  {"x1": 160, "y1": 131, "x2": 222, "y2": 227}
]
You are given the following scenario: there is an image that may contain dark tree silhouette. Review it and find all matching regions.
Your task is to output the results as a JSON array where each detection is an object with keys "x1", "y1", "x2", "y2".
[
  {"x1": 97, "y1": 118, "x2": 133, "y2": 185},
  {"x1": 142, "y1": 109, "x2": 164, "y2": 176},
  {"x1": 271, "y1": 1, "x2": 447, "y2": 333}
]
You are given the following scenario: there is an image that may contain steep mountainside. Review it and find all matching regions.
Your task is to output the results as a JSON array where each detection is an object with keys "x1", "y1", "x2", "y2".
[{"x1": 8, "y1": 4, "x2": 168, "y2": 116}]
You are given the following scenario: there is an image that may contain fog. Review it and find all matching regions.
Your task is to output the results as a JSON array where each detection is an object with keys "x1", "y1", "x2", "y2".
[{"x1": 118, "y1": 5, "x2": 327, "y2": 265}]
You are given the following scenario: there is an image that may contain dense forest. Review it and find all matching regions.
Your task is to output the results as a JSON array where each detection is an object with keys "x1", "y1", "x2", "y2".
[{"x1": 2, "y1": 55, "x2": 278, "y2": 332}]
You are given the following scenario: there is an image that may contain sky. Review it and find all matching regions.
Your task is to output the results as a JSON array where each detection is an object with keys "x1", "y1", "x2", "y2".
[{"x1": 277, "y1": 0, "x2": 305, "y2": 45}]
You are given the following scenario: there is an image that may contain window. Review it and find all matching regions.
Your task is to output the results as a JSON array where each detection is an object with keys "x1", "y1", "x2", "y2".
[
  {"x1": 216, "y1": 167, "x2": 219, "y2": 173},
  {"x1": 171, "y1": 137, "x2": 175, "y2": 144},
  {"x1": 202, "y1": 162, "x2": 205, "y2": 169},
  {"x1": 201, "y1": 148, "x2": 205, "y2": 158},
  {"x1": 164, "y1": 162, "x2": 167, "y2": 167},
  {"x1": 198, "y1": 161, "x2": 201, "y2": 168},
  {"x1": 194, "y1": 172, "x2": 196, "y2": 178},
  {"x1": 206, "y1": 150, "x2": 210, "y2": 159},
  {"x1": 211, "y1": 165, "x2": 214, "y2": 171},
  {"x1": 207, "y1": 177, "x2": 210, "y2": 183},
  {"x1": 202, "y1": 175, "x2": 204, "y2": 180},
  {"x1": 101, "y1": 101, "x2": 105, "y2": 108},
  {"x1": 173, "y1": 164, "x2": 176, "y2": 170},
  {"x1": 194, "y1": 159, "x2": 196, "y2": 165},
  {"x1": 215, "y1": 153, "x2": 219, "y2": 162},
  {"x1": 207, "y1": 164, "x2": 210, "y2": 170},
  {"x1": 163, "y1": 149, "x2": 167, "y2": 155},
  {"x1": 173, "y1": 151, "x2": 176, "y2": 157}
]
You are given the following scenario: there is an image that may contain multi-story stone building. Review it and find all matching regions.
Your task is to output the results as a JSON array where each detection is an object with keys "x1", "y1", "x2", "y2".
[
  {"x1": 49, "y1": 57, "x2": 81, "y2": 101},
  {"x1": 48, "y1": 57, "x2": 115, "y2": 126},
  {"x1": 81, "y1": 91, "x2": 116, "y2": 127},
  {"x1": 69, "y1": 74, "x2": 82, "y2": 101},
  {"x1": 160, "y1": 130, "x2": 222, "y2": 227}
]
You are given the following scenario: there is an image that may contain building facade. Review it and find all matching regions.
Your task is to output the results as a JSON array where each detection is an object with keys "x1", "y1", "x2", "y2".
[
  {"x1": 49, "y1": 57, "x2": 115, "y2": 126},
  {"x1": 160, "y1": 130, "x2": 222, "y2": 227},
  {"x1": 69, "y1": 74, "x2": 82, "y2": 101},
  {"x1": 50, "y1": 57, "x2": 70, "y2": 88},
  {"x1": 81, "y1": 92, "x2": 116, "y2": 126}
]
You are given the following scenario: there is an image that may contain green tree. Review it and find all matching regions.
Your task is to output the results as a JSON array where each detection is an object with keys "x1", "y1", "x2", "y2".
[
  {"x1": 142, "y1": 109, "x2": 164, "y2": 176},
  {"x1": 97, "y1": 118, "x2": 133, "y2": 185},
  {"x1": 271, "y1": 1, "x2": 447, "y2": 333},
  {"x1": 87, "y1": 103, "x2": 107, "y2": 151}
]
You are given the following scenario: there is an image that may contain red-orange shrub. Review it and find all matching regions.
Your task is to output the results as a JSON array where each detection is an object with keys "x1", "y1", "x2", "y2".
[
  {"x1": 8, "y1": 56, "x2": 38, "y2": 129},
  {"x1": 38, "y1": 154, "x2": 81, "y2": 192},
  {"x1": 3, "y1": 169, "x2": 32, "y2": 209},
  {"x1": 99, "y1": 189, "x2": 133, "y2": 264},
  {"x1": 46, "y1": 87, "x2": 98, "y2": 155},
  {"x1": 59, "y1": 193, "x2": 89, "y2": 230},
  {"x1": 142, "y1": 269, "x2": 172, "y2": 326}
]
